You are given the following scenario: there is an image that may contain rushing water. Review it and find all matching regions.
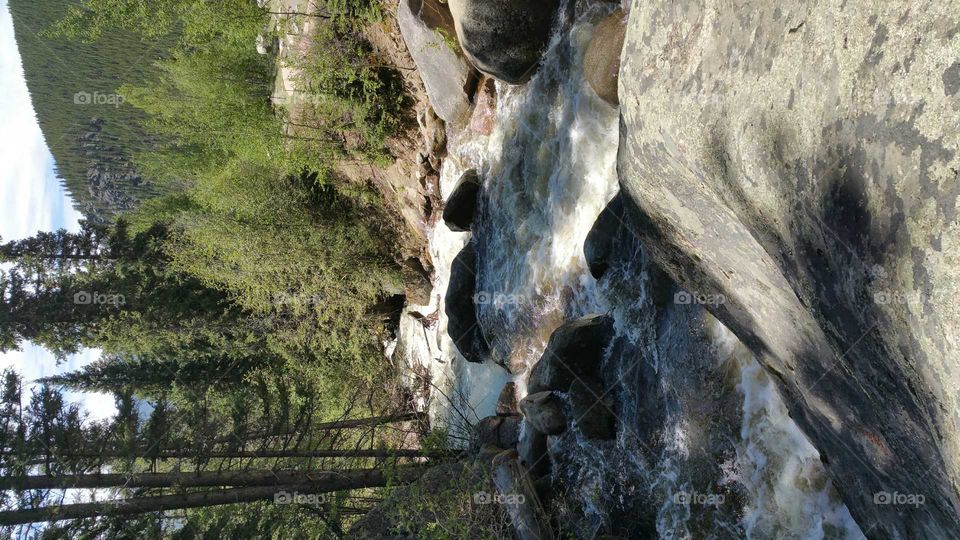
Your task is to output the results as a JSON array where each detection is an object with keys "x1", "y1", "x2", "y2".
[{"x1": 400, "y1": 2, "x2": 866, "y2": 538}]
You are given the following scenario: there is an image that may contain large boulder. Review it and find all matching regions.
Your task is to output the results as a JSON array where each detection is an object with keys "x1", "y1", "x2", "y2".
[
  {"x1": 618, "y1": 1, "x2": 960, "y2": 536},
  {"x1": 527, "y1": 314, "x2": 614, "y2": 394},
  {"x1": 519, "y1": 391, "x2": 567, "y2": 436},
  {"x1": 398, "y1": 0, "x2": 476, "y2": 125},
  {"x1": 445, "y1": 242, "x2": 490, "y2": 362},
  {"x1": 443, "y1": 169, "x2": 482, "y2": 232},
  {"x1": 583, "y1": 9, "x2": 626, "y2": 106},
  {"x1": 447, "y1": 0, "x2": 563, "y2": 84}
]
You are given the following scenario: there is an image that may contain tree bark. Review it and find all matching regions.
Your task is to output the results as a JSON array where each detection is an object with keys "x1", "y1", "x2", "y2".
[
  {"x1": 0, "y1": 466, "x2": 427, "y2": 526},
  {"x1": 14, "y1": 448, "x2": 432, "y2": 466},
  {"x1": 0, "y1": 463, "x2": 433, "y2": 490}
]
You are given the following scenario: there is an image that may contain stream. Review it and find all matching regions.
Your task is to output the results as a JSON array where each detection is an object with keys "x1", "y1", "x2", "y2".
[{"x1": 400, "y1": 2, "x2": 867, "y2": 538}]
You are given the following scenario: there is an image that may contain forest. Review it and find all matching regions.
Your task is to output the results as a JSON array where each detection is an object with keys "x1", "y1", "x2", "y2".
[{"x1": 1, "y1": 0, "x2": 471, "y2": 537}]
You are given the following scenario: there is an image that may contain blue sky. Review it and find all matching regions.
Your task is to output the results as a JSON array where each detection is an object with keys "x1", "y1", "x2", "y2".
[{"x1": 0, "y1": 0, "x2": 116, "y2": 422}]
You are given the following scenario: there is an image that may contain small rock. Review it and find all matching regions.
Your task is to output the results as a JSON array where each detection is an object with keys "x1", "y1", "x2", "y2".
[
  {"x1": 417, "y1": 106, "x2": 447, "y2": 158},
  {"x1": 497, "y1": 382, "x2": 519, "y2": 416},
  {"x1": 402, "y1": 257, "x2": 433, "y2": 306},
  {"x1": 527, "y1": 314, "x2": 615, "y2": 394},
  {"x1": 583, "y1": 9, "x2": 627, "y2": 106},
  {"x1": 519, "y1": 391, "x2": 567, "y2": 435},
  {"x1": 473, "y1": 415, "x2": 521, "y2": 450},
  {"x1": 469, "y1": 77, "x2": 497, "y2": 135},
  {"x1": 443, "y1": 170, "x2": 482, "y2": 232}
]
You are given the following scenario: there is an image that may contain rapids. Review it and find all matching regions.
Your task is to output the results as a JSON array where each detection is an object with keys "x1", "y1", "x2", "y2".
[{"x1": 398, "y1": 2, "x2": 866, "y2": 537}]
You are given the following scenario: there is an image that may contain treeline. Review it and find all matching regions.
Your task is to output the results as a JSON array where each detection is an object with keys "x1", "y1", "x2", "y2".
[{"x1": 0, "y1": 0, "x2": 437, "y2": 536}]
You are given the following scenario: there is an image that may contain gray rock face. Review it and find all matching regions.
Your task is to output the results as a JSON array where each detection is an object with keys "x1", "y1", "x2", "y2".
[
  {"x1": 398, "y1": 0, "x2": 476, "y2": 125},
  {"x1": 527, "y1": 314, "x2": 614, "y2": 394},
  {"x1": 519, "y1": 391, "x2": 567, "y2": 435},
  {"x1": 443, "y1": 169, "x2": 482, "y2": 232},
  {"x1": 618, "y1": 1, "x2": 960, "y2": 537},
  {"x1": 447, "y1": 0, "x2": 562, "y2": 84},
  {"x1": 445, "y1": 243, "x2": 490, "y2": 362},
  {"x1": 583, "y1": 9, "x2": 626, "y2": 106}
]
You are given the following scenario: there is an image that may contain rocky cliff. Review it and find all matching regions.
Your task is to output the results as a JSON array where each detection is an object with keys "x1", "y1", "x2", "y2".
[{"x1": 617, "y1": 1, "x2": 960, "y2": 537}]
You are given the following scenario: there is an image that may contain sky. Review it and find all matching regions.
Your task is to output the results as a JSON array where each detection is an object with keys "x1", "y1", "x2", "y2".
[{"x1": 0, "y1": 0, "x2": 116, "y2": 422}]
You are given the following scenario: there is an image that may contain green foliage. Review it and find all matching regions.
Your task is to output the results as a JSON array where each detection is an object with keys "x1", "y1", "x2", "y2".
[
  {"x1": 288, "y1": 7, "x2": 407, "y2": 163},
  {"x1": 377, "y1": 463, "x2": 513, "y2": 540}
]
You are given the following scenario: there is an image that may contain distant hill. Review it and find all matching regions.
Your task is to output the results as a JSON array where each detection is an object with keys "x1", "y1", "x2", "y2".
[{"x1": 8, "y1": 0, "x2": 168, "y2": 220}]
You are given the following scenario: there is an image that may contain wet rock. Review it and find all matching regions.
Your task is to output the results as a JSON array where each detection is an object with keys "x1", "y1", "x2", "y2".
[
  {"x1": 583, "y1": 9, "x2": 626, "y2": 106},
  {"x1": 496, "y1": 382, "x2": 519, "y2": 416},
  {"x1": 517, "y1": 425, "x2": 550, "y2": 478},
  {"x1": 473, "y1": 415, "x2": 520, "y2": 450},
  {"x1": 469, "y1": 77, "x2": 497, "y2": 135},
  {"x1": 444, "y1": 242, "x2": 490, "y2": 362},
  {"x1": 442, "y1": 170, "x2": 482, "y2": 232},
  {"x1": 527, "y1": 314, "x2": 614, "y2": 394},
  {"x1": 491, "y1": 450, "x2": 556, "y2": 540},
  {"x1": 398, "y1": 0, "x2": 475, "y2": 125},
  {"x1": 447, "y1": 0, "x2": 562, "y2": 84},
  {"x1": 568, "y1": 379, "x2": 616, "y2": 441},
  {"x1": 584, "y1": 193, "x2": 627, "y2": 279},
  {"x1": 618, "y1": 2, "x2": 960, "y2": 535},
  {"x1": 519, "y1": 391, "x2": 567, "y2": 436}
]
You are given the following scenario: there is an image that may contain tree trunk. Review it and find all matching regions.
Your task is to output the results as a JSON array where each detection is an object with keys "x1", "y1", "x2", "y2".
[
  {"x1": 0, "y1": 466, "x2": 427, "y2": 526},
  {"x1": 15, "y1": 448, "x2": 432, "y2": 466},
  {"x1": 211, "y1": 411, "x2": 426, "y2": 445},
  {"x1": 0, "y1": 464, "x2": 432, "y2": 491}
]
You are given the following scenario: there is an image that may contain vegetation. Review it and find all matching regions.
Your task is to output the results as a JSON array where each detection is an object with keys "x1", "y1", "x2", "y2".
[
  {"x1": 0, "y1": 0, "x2": 445, "y2": 536},
  {"x1": 7, "y1": 0, "x2": 168, "y2": 218}
]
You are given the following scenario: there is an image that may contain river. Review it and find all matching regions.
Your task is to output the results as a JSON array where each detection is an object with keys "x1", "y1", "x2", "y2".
[{"x1": 399, "y1": 2, "x2": 865, "y2": 538}]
